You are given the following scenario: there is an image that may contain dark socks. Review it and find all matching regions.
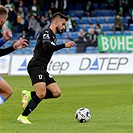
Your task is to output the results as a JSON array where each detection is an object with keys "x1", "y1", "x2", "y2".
[
  {"x1": 22, "y1": 95, "x2": 41, "y2": 116},
  {"x1": 31, "y1": 89, "x2": 53, "y2": 99}
]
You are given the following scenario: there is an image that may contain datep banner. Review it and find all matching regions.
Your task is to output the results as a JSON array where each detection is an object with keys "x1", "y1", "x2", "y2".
[
  {"x1": 10, "y1": 53, "x2": 133, "y2": 75},
  {"x1": 98, "y1": 35, "x2": 133, "y2": 52}
]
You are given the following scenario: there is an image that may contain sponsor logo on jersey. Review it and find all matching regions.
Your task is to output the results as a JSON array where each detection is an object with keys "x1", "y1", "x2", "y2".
[{"x1": 43, "y1": 33, "x2": 50, "y2": 39}]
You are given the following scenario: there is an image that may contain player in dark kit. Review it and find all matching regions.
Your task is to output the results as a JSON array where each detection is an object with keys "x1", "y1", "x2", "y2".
[{"x1": 17, "y1": 12, "x2": 75, "y2": 124}]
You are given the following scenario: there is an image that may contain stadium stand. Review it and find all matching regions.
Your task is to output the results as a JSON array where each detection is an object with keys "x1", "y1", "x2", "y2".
[{"x1": 1, "y1": 1, "x2": 133, "y2": 54}]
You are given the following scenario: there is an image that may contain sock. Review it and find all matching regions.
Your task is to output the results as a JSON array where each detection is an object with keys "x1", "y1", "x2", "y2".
[
  {"x1": 22, "y1": 95, "x2": 41, "y2": 116},
  {"x1": 44, "y1": 89, "x2": 54, "y2": 99},
  {"x1": 31, "y1": 89, "x2": 53, "y2": 99},
  {"x1": 0, "y1": 94, "x2": 6, "y2": 106}
]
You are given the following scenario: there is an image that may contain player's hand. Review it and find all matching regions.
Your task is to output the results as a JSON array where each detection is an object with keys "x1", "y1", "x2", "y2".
[
  {"x1": 2, "y1": 26, "x2": 13, "y2": 42},
  {"x1": 65, "y1": 41, "x2": 75, "y2": 48},
  {"x1": 13, "y1": 37, "x2": 28, "y2": 50}
]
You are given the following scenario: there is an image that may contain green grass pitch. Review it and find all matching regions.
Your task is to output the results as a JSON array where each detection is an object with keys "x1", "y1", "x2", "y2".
[{"x1": 0, "y1": 74, "x2": 132, "y2": 133}]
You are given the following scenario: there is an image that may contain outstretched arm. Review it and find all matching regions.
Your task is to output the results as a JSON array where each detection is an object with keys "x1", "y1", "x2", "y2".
[{"x1": 0, "y1": 38, "x2": 28, "y2": 57}]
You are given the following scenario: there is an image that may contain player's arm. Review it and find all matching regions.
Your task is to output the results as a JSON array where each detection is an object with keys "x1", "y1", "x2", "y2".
[
  {"x1": 0, "y1": 46, "x2": 15, "y2": 57},
  {"x1": 0, "y1": 38, "x2": 28, "y2": 57}
]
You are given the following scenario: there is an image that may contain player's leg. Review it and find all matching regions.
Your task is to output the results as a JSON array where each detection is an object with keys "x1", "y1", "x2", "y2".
[
  {"x1": 0, "y1": 77, "x2": 12, "y2": 105},
  {"x1": 17, "y1": 67, "x2": 46, "y2": 124}
]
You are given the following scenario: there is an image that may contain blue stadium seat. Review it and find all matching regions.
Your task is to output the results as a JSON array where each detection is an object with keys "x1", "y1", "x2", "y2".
[
  {"x1": 74, "y1": 3, "x2": 83, "y2": 10},
  {"x1": 100, "y1": 3, "x2": 107, "y2": 9},
  {"x1": 72, "y1": 17, "x2": 80, "y2": 23},
  {"x1": 85, "y1": 46, "x2": 95, "y2": 53},
  {"x1": 128, "y1": 24, "x2": 133, "y2": 30},
  {"x1": 59, "y1": 48, "x2": 67, "y2": 54},
  {"x1": 68, "y1": 47, "x2": 76, "y2": 53},
  {"x1": 124, "y1": 30, "x2": 131, "y2": 35},
  {"x1": 24, "y1": 47, "x2": 32, "y2": 54},
  {"x1": 89, "y1": 17, "x2": 97, "y2": 24},
  {"x1": 57, "y1": 39, "x2": 64, "y2": 45},
  {"x1": 107, "y1": 17, "x2": 115, "y2": 23},
  {"x1": 103, "y1": 10, "x2": 112, "y2": 16},
  {"x1": 68, "y1": 3, "x2": 74, "y2": 10},
  {"x1": 124, "y1": 16, "x2": 131, "y2": 23},
  {"x1": 69, "y1": 10, "x2": 77, "y2": 17},
  {"x1": 61, "y1": 32, "x2": 69, "y2": 39},
  {"x1": 102, "y1": 25, "x2": 110, "y2": 31},
  {"x1": 70, "y1": 32, "x2": 78, "y2": 39},
  {"x1": 14, "y1": 49, "x2": 23, "y2": 54},
  {"x1": 95, "y1": 10, "x2": 103, "y2": 16},
  {"x1": 106, "y1": 31, "x2": 114, "y2": 36},
  {"x1": 84, "y1": 25, "x2": 90, "y2": 31},
  {"x1": 115, "y1": 31, "x2": 122, "y2": 35},
  {"x1": 56, "y1": 34, "x2": 61, "y2": 39},
  {"x1": 97, "y1": 17, "x2": 106, "y2": 24},
  {"x1": 29, "y1": 40, "x2": 36, "y2": 47},
  {"x1": 5, "y1": 41, "x2": 12, "y2": 47},
  {"x1": 80, "y1": 17, "x2": 89, "y2": 24},
  {"x1": 92, "y1": 3, "x2": 99, "y2": 10}
]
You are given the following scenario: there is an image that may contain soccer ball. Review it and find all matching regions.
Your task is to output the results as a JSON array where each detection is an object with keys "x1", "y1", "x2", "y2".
[{"x1": 75, "y1": 107, "x2": 91, "y2": 123}]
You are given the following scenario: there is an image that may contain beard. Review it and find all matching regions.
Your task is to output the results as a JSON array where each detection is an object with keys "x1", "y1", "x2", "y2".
[{"x1": 56, "y1": 27, "x2": 63, "y2": 34}]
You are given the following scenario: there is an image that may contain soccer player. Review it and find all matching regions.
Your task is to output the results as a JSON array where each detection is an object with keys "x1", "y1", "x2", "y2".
[
  {"x1": 17, "y1": 12, "x2": 75, "y2": 124},
  {"x1": 0, "y1": 5, "x2": 28, "y2": 106}
]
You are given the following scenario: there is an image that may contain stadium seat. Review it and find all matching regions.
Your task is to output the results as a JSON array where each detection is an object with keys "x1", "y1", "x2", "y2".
[
  {"x1": 102, "y1": 25, "x2": 110, "y2": 31},
  {"x1": 103, "y1": 10, "x2": 112, "y2": 16},
  {"x1": 57, "y1": 39, "x2": 64, "y2": 45},
  {"x1": 115, "y1": 31, "x2": 122, "y2": 35},
  {"x1": 95, "y1": 10, "x2": 103, "y2": 16},
  {"x1": 97, "y1": 17, "x2": 106, "y2": 24},
  {"x1": 5, "y1": 41, "x2": 12, "y2": 47},
  {"x1": 59, "y1": 48, "x2": 67, "y2": 54},
  {"x1": 68, "y1": 46, "x2": 76, "y2": 53},
  {"x1": 128, "y1": 24, "x2": 133, "y2": 30},
  {"x1": 14, "y1": 49, "x2": 23, "y2": 54},
  {"x1": 80, "y1": 17, "x2": 89, "y2": 24},
  {"x1": 29, "y1": 40, "x2": 36, "y2": 47},
  {"x1": 72, "y1": 17, "x2": 80, "y2": 23},
  {"x1": 106, "y1": 31, "x2": 114, "y2": 36},
  {"x1": 100, "y1": 3, "x2": 107, "y2": 9},
  {"x1": 85, "y1": 46, "x2": 95, "y2": 53},
  {"x1": 107, "y1": 17, "x2": 115, "y2": 23},
  {"x1": 70, "y1": 32, "x2": 78, "y2": 39},
  {"x1": 124, "y1": 16, "x2": 131, "y2": 23},
  {"x1": 61, "y1": 32, "x2": 69, "y2": 39},
  {"x1": 89, "y1": 17, "x2": 97, "y2": 24},
  {"x1": 74, "y1": 3, "x2": 83, "y2": 10},
  {"x1": 24, "y1": 47, "x2": 32, "y2": 54},
  {"x1": 56, "y1": 34, "x2": 61, "y2": 39},
  {"x1": 124, "y1": 30, "x2": 131, "y2": 35},
  {"x1": 68, "y1": 3, "x2": 74, "y2": 10},
  {"x1": 92, "y1": 3, "x2": 99, "y2": 10},
  {"x1": 69, "y1": 10, "x2": 77, "y2": 17}
]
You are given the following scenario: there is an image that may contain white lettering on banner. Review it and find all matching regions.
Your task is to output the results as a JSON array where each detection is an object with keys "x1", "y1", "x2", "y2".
[
  {"x1": 10, "y1": 54, "x2": 132, "y2": 75},
  {"x1": 101, "y1": 36, "x2": 133, "y2": 51}
]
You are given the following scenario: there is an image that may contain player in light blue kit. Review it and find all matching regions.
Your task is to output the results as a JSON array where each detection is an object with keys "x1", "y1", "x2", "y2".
[{"x1": 0, "y1": 5, "x2": 28, "y2": 106}]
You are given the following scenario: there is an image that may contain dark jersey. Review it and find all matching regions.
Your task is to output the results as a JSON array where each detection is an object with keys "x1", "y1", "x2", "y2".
[
  {"x1": 0, "y1": 46, "x2": 14, "y2": 57},
  {"x1": 28, "y1": 28, "x2": 65, "y2": 70}
]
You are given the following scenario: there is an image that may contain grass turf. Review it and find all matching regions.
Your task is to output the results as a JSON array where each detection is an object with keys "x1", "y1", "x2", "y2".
[{"x1": 0, "y1": 75, "x2": 132, "y2": 133}]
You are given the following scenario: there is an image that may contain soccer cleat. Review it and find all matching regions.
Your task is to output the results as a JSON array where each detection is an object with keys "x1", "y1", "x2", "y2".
[
  {"x1": 21, "y1": 90, "x2": 31, "y2": 110},
  {"x1": 17, "y1": 115, "x2": 31, "y2": 124}
]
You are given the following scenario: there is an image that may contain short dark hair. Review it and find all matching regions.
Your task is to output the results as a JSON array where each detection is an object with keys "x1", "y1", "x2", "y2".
[
  {"x1": 0, "y1": 5, "x2": 8, "y2": 16},
  {"x1": 52, "y1": 12, "x2": 68, "y2": 21}
]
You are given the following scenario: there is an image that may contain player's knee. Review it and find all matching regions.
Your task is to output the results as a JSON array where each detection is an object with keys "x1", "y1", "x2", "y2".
[
  {"x1": 54, "y1": 89, "x2": 61, "y2": 98},
  {"x1": 7, "y1": 88, "x2": 13, "y2": 97}
]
